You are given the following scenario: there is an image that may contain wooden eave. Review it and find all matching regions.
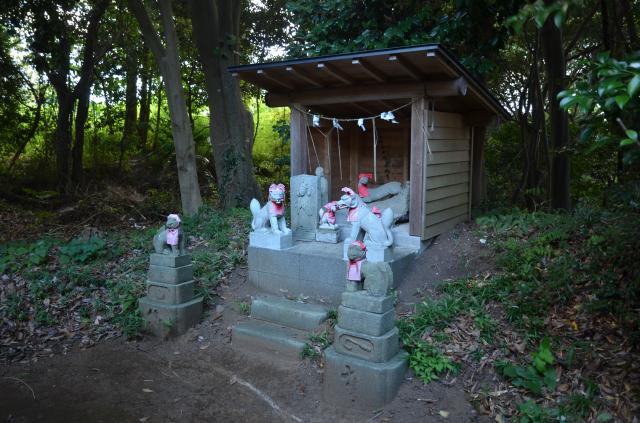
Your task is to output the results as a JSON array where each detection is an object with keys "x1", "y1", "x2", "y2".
[{"x1": 228, "y1": 44, "x2": 510, "y2": 122}]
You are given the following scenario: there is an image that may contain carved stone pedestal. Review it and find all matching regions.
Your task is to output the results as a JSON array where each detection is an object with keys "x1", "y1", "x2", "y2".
[
  {"x1": 139, "y1": 254, "x2": 203, "y2": 337},
  {"x1": 249, "y1": 231, "x2": 293, "y2": 250},
  {"x1": 316, "y1": 227, "x2": 340, "y2": 243},
  {"x1": 323, "y1": 262, "x2": 406, "y2": 409}
]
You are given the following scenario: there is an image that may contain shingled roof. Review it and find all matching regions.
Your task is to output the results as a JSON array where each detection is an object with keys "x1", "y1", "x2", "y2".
[{"x1": 228, "y1": 44, "x2": 508, "y2": 120}]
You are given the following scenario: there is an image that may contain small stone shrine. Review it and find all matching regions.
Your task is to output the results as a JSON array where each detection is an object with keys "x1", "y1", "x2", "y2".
[
  {"x1": 323, "y1": 241, "x2": 407, "y2": 409},
  {"x1": 290, "y1": 173, "x2": 323, "y2": 241},
  {"x1": 139, "y1": 214, "x2": 203, "y2": 337}
]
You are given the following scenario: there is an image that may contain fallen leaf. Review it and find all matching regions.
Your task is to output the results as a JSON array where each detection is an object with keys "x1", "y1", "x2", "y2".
[
  {"x1": 142, "y1": 388, "x2": 154, "y2": 393},
  {"x1": 438, "y1": 410, "x2": 450, "y2": 418},
  {"x1": 139, "y1": 418, "x2": 149, "y2": 422}
]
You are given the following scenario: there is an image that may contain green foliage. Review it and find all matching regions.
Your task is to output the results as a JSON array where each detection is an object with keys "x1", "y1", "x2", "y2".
[
  {"x1": 558, "y1": 52, "x2": 640, "y2": 165},
  {"x1": 0, "y1": 238, "x2": 53, "y2": 273},
  {"x1": 517, "y1": 400, "x2": 559, "y2": 423},
  {"x1": 498, "y1": 338, "x2": 557, "y2": 395},
  {"x1": 407, "y1": 341, "x2": 458, "y2": 383},
  {"x1": 58, "y1": 236, "x2": 106, "y2": 265}
]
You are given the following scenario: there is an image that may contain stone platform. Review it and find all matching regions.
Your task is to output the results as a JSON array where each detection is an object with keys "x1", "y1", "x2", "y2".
[{"x1": 248, "y1": 241, "x2": 416, "y2": 305}]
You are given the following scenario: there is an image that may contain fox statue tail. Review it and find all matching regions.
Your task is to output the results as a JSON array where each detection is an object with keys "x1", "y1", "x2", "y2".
[{"x1": 249, "y1": 198, "x2": 261, "y2": 230}]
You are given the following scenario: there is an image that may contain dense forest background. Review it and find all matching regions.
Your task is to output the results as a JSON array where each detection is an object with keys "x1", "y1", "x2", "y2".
[
  {"x1": 0, "y1": 1, "x2": 639, "y2": 421},
  {"x1": 0, "y1": 0, "x2": 637, "y2": 214}
]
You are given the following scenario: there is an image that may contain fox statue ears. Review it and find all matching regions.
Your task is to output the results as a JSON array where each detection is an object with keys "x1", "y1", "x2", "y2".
[
  {"x1": 167, "y1": 213, "x2": 181, "y2": 224},
  {"x1": 358, "y1": 173, "x2": 373, "y2": 181},
  {"x1": 341, "y1": 187, "x2": 356, "y2": 196},
  {"x1": 269, "y1": 183, "x2": 286, "y2": 194}
]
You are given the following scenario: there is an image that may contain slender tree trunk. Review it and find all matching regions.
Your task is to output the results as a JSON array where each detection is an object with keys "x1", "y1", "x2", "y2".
[
  {"x1": 128, "y1": 0, "x2": 202, "y2": 215},
  {"x1": 120, "y1": 50, "x2": 138, "y2": 167},
  {"x1": 189, "y1": 0, "x2": 261, "y2": 208},
  {"x1": 138, "y1": 47, "x2": 151, "y2": 149},
  {"x1": 54, "y1": 89, "x2": 74, "y2": 190},
  {"x1": 542, "y1": 5, "x2": 571, "y2": 211},
  {"x1": 9, "y1": 90, "x2": 44, "y2": 170},
  {"x1": 72, "y1": 83, "x2": 91, "y2": 183},
  {"x1": 153, "y1": 80, "x2": 163, "y2": 151}
]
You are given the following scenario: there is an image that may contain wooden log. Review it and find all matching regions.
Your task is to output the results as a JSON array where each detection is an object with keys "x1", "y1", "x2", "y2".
[
  {"x1": 265, "y1": 78, "x2": 468, "y2": 107},
  {"x1": 290, "y1": 104, "x2": 308, "y2": 176},
  {"x1": 409, "y1": 97, "x2": 426, "y2": 237}
]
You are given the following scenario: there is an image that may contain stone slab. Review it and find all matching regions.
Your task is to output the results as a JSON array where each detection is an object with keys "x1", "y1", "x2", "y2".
[
  {"x1": 334, "y1": 326, "x2": 400, "y2": 363},
  {"x1": 293, "y1": 228, "x2": 316, "y2": 241},
  {"x1": 249, "y1": 231, "x2": 293, "y2": 250},
  {"x1": 338, "y1": 305, "x2": 395, "y2": 336},
  {"x1": 323, "y1": 347, "x2": 408, "y2": 410},
  {"x1": 148, "y1": 264, "x2": 194, "y2": 284},
  {"x1": 149, "y1": 253, "x2": 191, "y2": 268},
  {"x1": 138, "y1": 296, "x2": 202, "y2": 337},
  {"x1": 315, "y1": 228, "x2": 340, "y2": 243},
  {"x1": 232, "y1": 320, "x2": 307, "y2": 360},
  {"x1": 290, "y1": 174, "x2": 321, "y2": 240},
  {"x1": 365, "y1": 245, "x2": 392, "y2": 263},
  {"x1": 247, "y1": 242, "x2": 418, "y2": 306},
  {"x1": 341, "y1": 291, "x2": 394, "y2": 314},
  {"x1": 145, "y1": 279, "x2": 195, "y2": 305},
  {"x1": 251, "y1": 296, "x2": 328, "y2": 331}
]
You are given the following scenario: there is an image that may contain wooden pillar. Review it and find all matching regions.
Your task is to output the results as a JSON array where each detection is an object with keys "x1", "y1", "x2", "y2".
[
  {"x1": 471, "y1": 126, "x2": 487, "y2": 207},
  {"x1": 409, "y1": 97, "x2": 426, "y2": 238},
  {"x1": 290, "y1": 103, "x2": 309, "y2": 176}
]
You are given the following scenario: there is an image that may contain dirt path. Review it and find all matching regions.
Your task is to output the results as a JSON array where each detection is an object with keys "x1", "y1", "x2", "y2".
[{"x1": 1, "y1": 223, "x2": 494, "y2": 422}]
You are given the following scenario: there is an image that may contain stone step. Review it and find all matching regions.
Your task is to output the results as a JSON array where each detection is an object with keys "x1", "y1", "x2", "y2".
[
  {"x1": 251, "y1": 296, "x2": 329, "y2": 331},
  {"x1": 232, "y1": 320, "x2": 307, "y2": 360}
]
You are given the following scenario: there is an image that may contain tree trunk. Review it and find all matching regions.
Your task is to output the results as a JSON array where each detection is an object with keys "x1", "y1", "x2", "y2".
[
  {"x1": 72, "y1": 83, "x2": 91, "y2": 183},
  {"x1": 54, "y1": 89, "x2": 74, "y2": 190},
  {"x1": 138, "y1": 47, "x2": 152, "y2": 149},
  {"x1": 153, "y1": 80, "x2": 163, "y2": 151},
  {"x1": 9, "y1": 89, "x2": 44, "y2": 170},
  {"x1": 120, "y1": 50, "x2": 138, "y2": 167},
  {"x1": 189, "y1": 0, "x2": 261, "y2": 208},
  {"x1": 128, "y1": 0, "x2": 202, "y2": 215},
  {"x1": 542, "y1": 6, "x2": 571, "y2": 211}
]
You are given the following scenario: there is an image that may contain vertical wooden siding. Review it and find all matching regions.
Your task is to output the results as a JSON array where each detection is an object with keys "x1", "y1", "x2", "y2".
[{"x1": 423, "y1": 111, "x2": 471, "y2": 239}]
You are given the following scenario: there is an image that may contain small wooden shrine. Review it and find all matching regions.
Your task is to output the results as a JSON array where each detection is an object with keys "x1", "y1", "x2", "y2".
[{"x1": 229, "y1": 44, "x2": 508, "y2": 239}]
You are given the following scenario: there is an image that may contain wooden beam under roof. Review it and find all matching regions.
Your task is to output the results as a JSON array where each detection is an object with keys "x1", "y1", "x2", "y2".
[
  {"x1": 349, "y1": 102, "x2": 377, "y2": 116},
  {"x1": 351, "y1": 58, "x2": 386, "y2": 82},
  {"x1": 317, "y1": 62, "x2": 354, "y2": 85},
  {"x1": 286, "y1": 66, "x2": 323, "y2": 88},
  {"x1": 256, "y1": 69, "x2": 294, "y2": 90},
  {"x1": 266, "y1": 79, "x2": 468, "y2": 107},
  {"x1": 388, "y1": 54, "x2": 423, "y2": 80}
]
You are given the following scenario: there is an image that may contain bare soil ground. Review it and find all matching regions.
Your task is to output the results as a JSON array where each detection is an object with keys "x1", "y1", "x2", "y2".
[{"x1": 1, "y1": 222, "x2": 497, "y2": 423}]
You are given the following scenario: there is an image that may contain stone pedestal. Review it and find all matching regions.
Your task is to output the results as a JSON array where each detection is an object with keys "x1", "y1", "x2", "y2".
[
  {"x1": 316, "y1": 227, "x2": 340, "y2": 243},
  {"x1": 291, "y1": 174, "x2": 322, "y2": 241},
  {"x1": 139, "y1": 253, "x2": 203, "y2": 337},
  {"x1": 249, "y1": 231, "x2": 293, "y2": 250},
  {"x1": 323, "y1": 265, "x2": 406, "y2": 409}
]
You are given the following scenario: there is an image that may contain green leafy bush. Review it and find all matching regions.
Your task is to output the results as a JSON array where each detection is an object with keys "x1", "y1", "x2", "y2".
[{"x1": 58, "y1": 236, "x2": 106, "y2": 264}]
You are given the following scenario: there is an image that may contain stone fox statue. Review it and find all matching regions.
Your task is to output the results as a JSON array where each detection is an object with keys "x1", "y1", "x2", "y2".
[
  {"x1": 337, "y1": 187, "x2": 394, "y2": 247},
  {"x1": 250, "y1": 183, "x2": 291, "y2": 234},
  {"x1": 153, "y1": 213, "x2": 186, "y2": 255}
]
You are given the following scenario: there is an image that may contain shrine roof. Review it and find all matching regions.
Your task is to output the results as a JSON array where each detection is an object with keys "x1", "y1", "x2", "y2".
[{"x1": 228, "y1": 44, "x2": 509, "y2": 121}]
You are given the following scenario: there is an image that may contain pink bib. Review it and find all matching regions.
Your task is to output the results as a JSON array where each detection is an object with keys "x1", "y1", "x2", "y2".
[
  {"x1": 347, "y1": 259, "x2": 363, "y2": 281},
  {"x1": 268, "y1": 201, "x2": 284, "y2": 217},
  {"x1": 347, "y1": 207, "x2": 359, "y2": 222},
  {"x1": 358, "y1": 184, "x2": 369, "y2": 198},
  {"x1": 166, "y1": 228, "x2": 179, "y2": 246}
]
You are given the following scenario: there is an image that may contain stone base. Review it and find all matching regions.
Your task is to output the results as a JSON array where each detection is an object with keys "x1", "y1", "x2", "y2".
[
  {"x1": 150, "y1": 253, "x2": 191, "y2": 268},
  {"x1": 293, "y1": 228, "x2": 316, "y2": 241},
  {"x1": 334, "y1": 325, "x2": 400, "y2": 363},
  {"x1": 148, "y1": 264, "x2": 193, "y2": 284},
  {"x1": 145, "y1": 280, "x2": 195, "y2": 305},
  {"x1": 249, "y1": 231, "x2": 293, "y2": 250},
  {"x1": 316, "y1": 228, "x2": 340, "y2": 243},
  {"x1": 139, "y1": 296, "x2": 202, "y2": 337},
  {"x1": 338, "y1": 305, "x2": 395, "y2": 336},
  {"x1": 365, "y1": 245, "x2": 392, "y2": 262},
  {"x1": 323, "y1": 347, "x2": 408, "y2": 409},
  {"x1": 341, "y1": 291, "x2": 394, "y2": 314}
]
